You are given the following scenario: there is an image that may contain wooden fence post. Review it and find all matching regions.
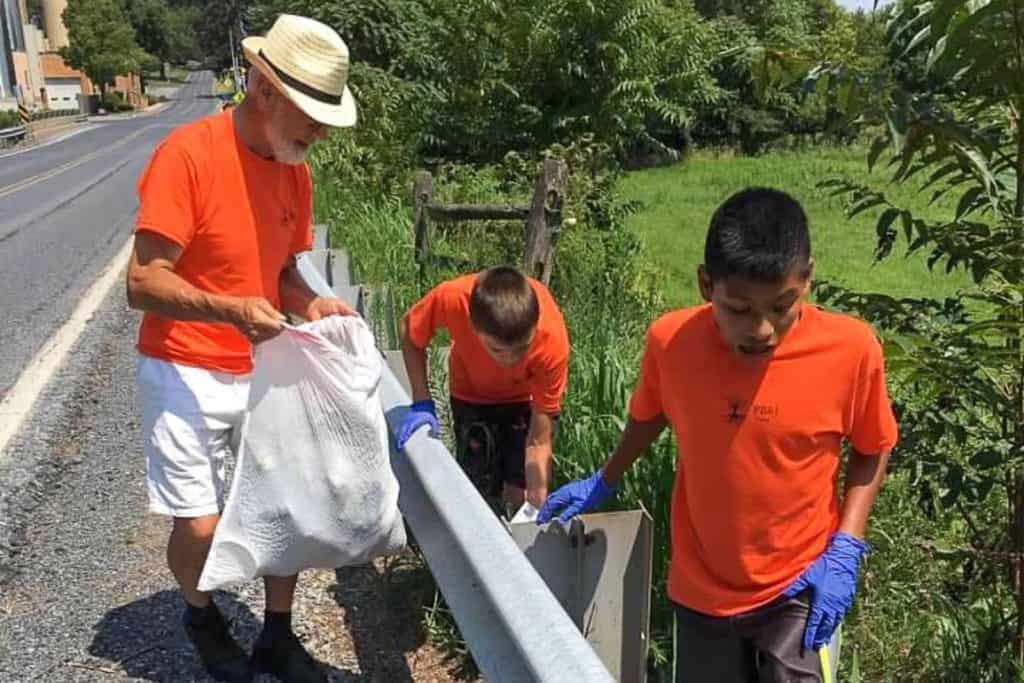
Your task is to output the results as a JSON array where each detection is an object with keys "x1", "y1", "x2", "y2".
[
  {"x1": 412, "y1": 171, "x2": 434, "y2": 263},
  {"x1": 411, "y1": 161, "x2": 568, "y2": 284},
  {"x1": 523, "y1": 159, "x2": 569, "y2": 285}
]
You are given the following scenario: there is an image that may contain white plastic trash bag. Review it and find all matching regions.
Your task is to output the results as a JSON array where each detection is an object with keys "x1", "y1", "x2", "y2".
[{"x1": 198, "y1": 316, "x2": 405, "y2": 591}]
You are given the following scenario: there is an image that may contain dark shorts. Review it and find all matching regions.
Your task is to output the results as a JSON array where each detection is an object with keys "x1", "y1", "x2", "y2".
[
  {"x1": 673, "y1": 592, "x2": 839, "y2": 683},
  {"x1": 449, "y1": 397, "x2": 559, "y2": 499}
]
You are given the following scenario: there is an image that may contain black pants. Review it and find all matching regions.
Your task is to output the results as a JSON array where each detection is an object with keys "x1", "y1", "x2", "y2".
[
  {"x1": 449, "y1": 398, "x2": 559, "y2": 499},
  {"x1": 674, "y1": 592, "x2": 839, "y2": 683}
]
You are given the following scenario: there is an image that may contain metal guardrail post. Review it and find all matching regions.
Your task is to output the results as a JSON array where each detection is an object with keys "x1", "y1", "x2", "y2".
[
  {"x1": 295, "y1": 252, "x2": 614, "y2": 683},
  {"x1": 0, "y1": 125, "x2": 27, "y2": 143}
]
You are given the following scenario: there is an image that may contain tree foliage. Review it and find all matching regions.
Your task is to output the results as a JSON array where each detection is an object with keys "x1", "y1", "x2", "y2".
[
  {"x1": 166, "y1": 0, "x2": 244, "y2": 70},
  {"x1": 245, "y1": 0, "x2": 879, "y2": 160},
  {"x1": 25, "y1": 0, "x2": 44, "y2": 27},
  {"x1": 60, "y1": 0, "x2": 148, "y2": 100},
  {"x1": 124, "y1": 0, "x2": 198, "y2": 78}
]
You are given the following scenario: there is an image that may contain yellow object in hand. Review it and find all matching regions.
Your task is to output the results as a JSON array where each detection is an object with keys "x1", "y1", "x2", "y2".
[{"x1": 819, "y1": 644, "x2": 832, "y2": 683}]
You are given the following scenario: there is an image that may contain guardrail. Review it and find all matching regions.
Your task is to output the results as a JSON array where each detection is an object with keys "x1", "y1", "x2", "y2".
[
  {"x1": 30, "y1": 108, "x2": 81, "y2": 122},
  {"x1": 0, "y1": 125, "x2": 26, "y2": 143},
  {"x1": 296, "y1": 233, "x2": 615, "y2": 683}
]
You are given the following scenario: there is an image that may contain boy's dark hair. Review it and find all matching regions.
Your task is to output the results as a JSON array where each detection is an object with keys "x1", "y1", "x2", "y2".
[
  {"x1": 469, "y1": 266, "x2": 539, "y2": 344},
  {"x1": 704, "y1": 187, "x2": 812, "y2": 283}
]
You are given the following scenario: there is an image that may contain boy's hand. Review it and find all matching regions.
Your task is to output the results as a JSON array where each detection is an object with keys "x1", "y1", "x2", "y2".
[
  {"x1": 536, "y1": 469, "x2": 616, "y2": 525},
  {"x1": 782, "y1": 532, "x2": 868, "y2": 651},
  {"x1": 396, "y1": 399, "x2": 439, "y2": 449}
]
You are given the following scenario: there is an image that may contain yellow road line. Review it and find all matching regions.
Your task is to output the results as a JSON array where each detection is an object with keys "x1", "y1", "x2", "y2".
[
  {"x1": 0, "y1": 73, "x2": 214, "y2": 200},
  {"x1": 0, "y1": 125, "x2": 156, "y2": 200}
]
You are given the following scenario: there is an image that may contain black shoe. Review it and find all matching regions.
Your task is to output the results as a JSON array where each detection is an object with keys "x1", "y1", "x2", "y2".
[
  {"x1": 252, "y1": 631, "x2": 327, "y2": 683},
  {"x1": 182, "y1": 606, "x2": 255, "y2": 683}
]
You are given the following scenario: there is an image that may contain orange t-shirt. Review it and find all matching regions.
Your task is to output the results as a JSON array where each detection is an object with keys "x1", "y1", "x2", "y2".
[
  {"x1": 406, "y1": 274, "x2": 570, "y2": 414},
  {"x1": 629, "y1": 303, "x2": 898, "y2": 616},
  {"x1": 134, "y1": 110, "x2": 313, "y2": 374}
]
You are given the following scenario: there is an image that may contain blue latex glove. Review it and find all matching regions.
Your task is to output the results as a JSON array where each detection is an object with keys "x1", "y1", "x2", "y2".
[
  {"x1": 396, "y1": 399, "x2": 439, "y2": 449},
  {"x1": 536, "y1": 469, "x2": 617, "y2": 525},
  {"x1": 783, "y1": 531, "x2": 869, "y2": 651}
]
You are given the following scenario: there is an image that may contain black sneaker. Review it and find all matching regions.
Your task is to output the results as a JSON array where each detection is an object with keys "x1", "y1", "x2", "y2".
[
  {"x1": 252, "y1": 631, "x2": 327, "y2": 683},
  {"x1": 181, "y1": 606, "x2": 255, "y2": 683}
]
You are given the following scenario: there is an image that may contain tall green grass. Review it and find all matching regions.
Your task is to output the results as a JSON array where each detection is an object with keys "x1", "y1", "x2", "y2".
[
  {"x1": 619, "y1": 146, "x2": 972, "y2": 306},
  {"x1": 840, "y1": 471, "x2": 1016, "y2": 682}
]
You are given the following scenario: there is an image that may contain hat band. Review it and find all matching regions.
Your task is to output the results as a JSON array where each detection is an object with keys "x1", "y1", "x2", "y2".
[{"x1": 259, "y1": 49, "x2": 343, "y2": 106}]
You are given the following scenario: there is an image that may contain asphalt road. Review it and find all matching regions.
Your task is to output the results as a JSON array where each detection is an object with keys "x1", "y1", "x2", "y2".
[
  {"x1": 0, "y1": 71, "x2": 216, "y2": 399},
  {"x1": 0, "y1": 73, "x2": 239, "y2": 681},
  {"x1": 0, "y1": 72, "x2": 454, "y2": 682}
]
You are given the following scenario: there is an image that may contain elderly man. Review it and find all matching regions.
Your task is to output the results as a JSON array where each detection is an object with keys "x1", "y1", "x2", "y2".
[{"x1": 127, "y1": 15, "x2": 357, "y2": 683}]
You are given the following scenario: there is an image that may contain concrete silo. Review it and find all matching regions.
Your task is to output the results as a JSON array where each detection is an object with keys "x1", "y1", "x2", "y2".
[{"x1": 42, "y1": 0, "x2": 67, "y2": 50}]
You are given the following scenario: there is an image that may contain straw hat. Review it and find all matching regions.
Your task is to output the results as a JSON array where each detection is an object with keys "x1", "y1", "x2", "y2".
[{"x1": 242, "y1": 14, "x2": 357, "y2": 128}]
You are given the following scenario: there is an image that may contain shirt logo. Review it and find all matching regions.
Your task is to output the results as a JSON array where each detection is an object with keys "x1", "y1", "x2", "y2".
[
  {"x1": 724, "y1": 398, "x2": 779, "y2": 424},
  {"x1": 725, "y1": 398, "x2": 745, "y2": 423},
  {"x1": 751, "y1": 404, "x2": 780, "y2": 422}
]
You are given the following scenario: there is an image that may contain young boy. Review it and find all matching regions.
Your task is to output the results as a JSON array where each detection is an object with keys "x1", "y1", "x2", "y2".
[
  {"x1": 396, "y1": 266, "x2": 570, "y2": 514},
  {"x1": 538, "y1": 188, "x2": 897, "y2": 682}
]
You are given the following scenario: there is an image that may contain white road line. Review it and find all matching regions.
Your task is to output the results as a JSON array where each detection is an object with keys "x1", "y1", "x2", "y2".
[{"x1": 0, "y1": 236, "x2": 134, "y2": 460}]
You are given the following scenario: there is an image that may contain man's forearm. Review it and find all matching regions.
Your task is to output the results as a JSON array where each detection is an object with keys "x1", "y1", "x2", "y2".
[
  {"x1": 602, "y1": 415, "x2": 668, "y2": 486},
  {"x1": 838, "y1": 450, "x2": 890, "y2": 539},
  {"x1": 278, "y1": 264, "x2": 318, "y2": 318},
  {"x1": 128, "y1": 263, "x2": 239, "y2": 324}
]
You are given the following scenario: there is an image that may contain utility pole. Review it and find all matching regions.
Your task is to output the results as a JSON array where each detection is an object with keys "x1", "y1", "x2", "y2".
[
  {"x1": 235, "y1": 6, "x2": 246, "y2": 93},
  {"x1": 226, "y1": 0, "x2": 246, "y2": 95},
  {"x1": 228, "y1": 24, "x2": 239, "y2": 93}
]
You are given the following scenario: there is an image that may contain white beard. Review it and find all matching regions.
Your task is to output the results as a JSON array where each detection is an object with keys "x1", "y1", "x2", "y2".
[
  {"x1": 264, "y1": 107, "x2": 309, "y2": 165},
  {"x1": 267, "y1": 129, "x2": 308, "y2": 165}
]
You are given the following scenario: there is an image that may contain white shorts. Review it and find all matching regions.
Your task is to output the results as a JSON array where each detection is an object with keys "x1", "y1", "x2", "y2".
[{"x1": 136, "y1": 354, "x2": 250, "y2": 517}]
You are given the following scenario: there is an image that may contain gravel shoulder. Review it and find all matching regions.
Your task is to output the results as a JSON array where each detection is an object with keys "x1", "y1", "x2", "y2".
[{"x1": 0, "y1": 287, "x2": 469, "y2": 682}]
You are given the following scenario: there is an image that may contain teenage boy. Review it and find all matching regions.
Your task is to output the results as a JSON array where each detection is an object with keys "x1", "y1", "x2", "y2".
[
  {"x1": 396, "y1": 266, "x2": 569, "y2": 514},
  {"x1": 538, "y1": 188, "x2": 898, "y2": 682}
]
